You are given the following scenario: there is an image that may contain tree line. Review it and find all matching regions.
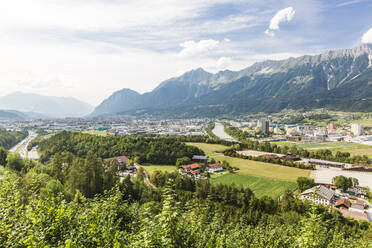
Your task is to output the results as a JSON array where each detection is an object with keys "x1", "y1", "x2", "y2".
[
  {"x1": 0, "y1": 129, "x2": 28, "y2": 149},
  {"x1": 30, "y1": 131, "x2": 205, "y2": 165}
]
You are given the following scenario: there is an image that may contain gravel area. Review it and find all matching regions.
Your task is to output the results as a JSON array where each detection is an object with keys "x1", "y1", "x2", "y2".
[{"x1": 315, "y1": 167, "x2": 372, "y2": 190}]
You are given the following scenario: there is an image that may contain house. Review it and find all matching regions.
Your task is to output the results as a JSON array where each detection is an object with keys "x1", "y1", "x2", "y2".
[
  {"x1": 347, "y1": 186, "x2": 367, "y2": 198},
  {"x1": 208, "y1": 163, "x2": 224, "y2": 173},
  {"x1": 179, "y1": 163, "x2": 201, "y2": 179},
  {"x1": 192, "y1": 155, "x2": 208, "y2": 163},
  {"x1": 334, "y1": 198, "x2": 351, "y2": 210},
  {"x1": 104, "y1": 155, "x2": 136, "y2": 173},
  {"x1": 349, "y1": 203, "x2": 365, "y2": 213},
  {"x1": 104, "y1": 156, "x2": 129, "y2": 166},
  {"x1": 301, "y1": 185, "x2": 335, "y2": 205}
]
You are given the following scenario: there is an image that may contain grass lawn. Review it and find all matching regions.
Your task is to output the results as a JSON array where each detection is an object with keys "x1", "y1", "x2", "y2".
[
  {"x1": 183, "y1": 142, "x2": 311, "y2": 197},
  {"x1": 185, "y1": 142, "x2": 231, "y2": 156},
  {"x1": 295, "y1": 142, "x2": 372, "y2": 157},
  {"x1": 273, "y1": 141, "x2": 372, "y2": 157},
  {"x1": 142, "y1": 165, "x2": 177, "y2": 176},
  {"x1": 82, "y1": 130, "x2": 108, "y2": 136},
  {"x1": 212, "y1": 173, "x2": 297, "y2": 198},
  {"x1": 213, "y1": 155, "x2": 310, "y2": 182}
]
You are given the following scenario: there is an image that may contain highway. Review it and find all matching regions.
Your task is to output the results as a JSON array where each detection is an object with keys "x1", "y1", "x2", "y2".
[{"x1": 10, "y1": 131, "x2": 39, "y2": 160}]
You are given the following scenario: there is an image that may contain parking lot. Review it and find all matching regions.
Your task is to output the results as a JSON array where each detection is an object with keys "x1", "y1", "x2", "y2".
[{"x1": 315, "y1": 167, "x2": 372, "y2": 190}]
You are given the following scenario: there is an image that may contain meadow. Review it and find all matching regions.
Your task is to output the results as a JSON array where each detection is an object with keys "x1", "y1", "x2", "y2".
[
  {"x1": 295, "y1": 142, "x2": 372, "y2": 157},
  {"x1": 185, "y1": 142, "x2": 310, "y2": 197},
  {"x1": 185, "y1": 142, "x2": 231, "y2": 156},
  {"x1": 142, "y1": 164, "x2": 177, "y2": 176},
  {"x1": 212, "y1": 173, "x2": 297, "y2": 198}
]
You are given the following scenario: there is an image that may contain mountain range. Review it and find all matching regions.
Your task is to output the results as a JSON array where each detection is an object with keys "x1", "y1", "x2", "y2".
[
  {"x1": 91, "y1": 44, "x2": 372, "y2": 118},
  {"x1": 0, "y1": 92, "x2": 93, "y2": 118}
]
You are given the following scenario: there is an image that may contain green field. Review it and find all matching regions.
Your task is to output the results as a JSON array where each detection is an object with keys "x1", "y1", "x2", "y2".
[
  {"x1": 82, "y1": 130, "x2": 108, "y2": 136},
  {"x1": 213, "y1": 155, "x2": 310, "y2": 181},
  {"x1": 272, "y1": 141, "x2": 372, "y2": 157},
  {"x1": 183, "y1": 142, "x2": 310, "y2": 197},
  {"x1": 295, "y1": 142, "x2": 372, "y2": 157},
  {"x1": 185, "y1": 142, "x2": 231, "y2": 155},
  {"x1": 212, "y1": 173, "x2": 297, "y2": 198},
  {"x1": 142, "y1": 165, "x2": 177, "y2": 176}
]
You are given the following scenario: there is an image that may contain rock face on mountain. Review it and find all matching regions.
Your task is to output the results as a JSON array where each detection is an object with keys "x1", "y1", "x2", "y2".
[
  {"x1": 0, "y1": 92, "x2": 93, "y2": 118},
  {"x1": 92, "y1": 44, "x2": 372, "y2": 117}
]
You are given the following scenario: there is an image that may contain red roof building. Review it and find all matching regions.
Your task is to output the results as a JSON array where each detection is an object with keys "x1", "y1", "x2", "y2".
[{"x1": 335, "y1": 198, "x2": 351, "y2": 210}]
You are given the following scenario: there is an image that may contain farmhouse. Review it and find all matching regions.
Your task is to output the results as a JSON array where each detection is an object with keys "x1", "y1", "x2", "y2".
[
  {"x1": 347, "y1": 186, "x2": 367, "y2": 198},
  {"x1": 301, "y1": 185, "x2": 335, "y2": 205},
  {"x1": 207, "y1": 163, "x2": 224, "y2": 173},
  {"x1": 104, "y1": 156, "x2": 129, "y2": 166},
  {"x1": 334, "y1": 198, "x2": 351, "y2": 210},
  {"x1": 192, "y1": 155, "x2": 208, "y2": 163},
  {"x1": 349, "y1": 203, "x2": 365, "y2": 213},
  {"x1": 179, "y1": 163, "x2": 201, "y2": 179}
]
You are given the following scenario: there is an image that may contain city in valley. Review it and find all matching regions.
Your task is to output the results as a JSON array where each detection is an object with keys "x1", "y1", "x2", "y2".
[
  {"x1": 1, "y1": 1, "x2": 372, "y2": 246},
  {"x1": 2, "y1": 110, "x2": 372, "y2": 223}
]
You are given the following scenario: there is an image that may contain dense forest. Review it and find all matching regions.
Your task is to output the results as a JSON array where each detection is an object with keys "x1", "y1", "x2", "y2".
[
  {"x1": 0, "y1": 132, "x2": 371, "y2": 247},
  {"x1": 29, "y1": 131, "x2": 204, "y2": 165},
  {"x1": 0, "y1": 129, "x2": 27, "y2": 149}
]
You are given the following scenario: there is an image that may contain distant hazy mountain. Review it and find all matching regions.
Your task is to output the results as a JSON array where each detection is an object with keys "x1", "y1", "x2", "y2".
[
  {"x1": 0, "y1": 92, "x2": 94, "y2": 118},
  {"x1": 91, "y1": 44, "x2": 372, "y2": 117},
  {"x1": 0, "y1": 110, "x2": 49, "y2": 120}
]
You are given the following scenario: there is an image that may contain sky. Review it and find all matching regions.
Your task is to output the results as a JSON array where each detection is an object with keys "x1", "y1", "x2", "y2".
[{"x1": 0, "y1": 0, "x2": 372, "y2": 106}]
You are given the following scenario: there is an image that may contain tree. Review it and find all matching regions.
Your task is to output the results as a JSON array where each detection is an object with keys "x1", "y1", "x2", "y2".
[
  {"x1": 0, "y1": 147, "x2": 7, "y2": 166},
  {"x1": 332, "y1": 176, "x2": 352, "y2": 191},
  {"x1": 351, "y1": 177, "x2": 359, "y2": 187},
  {"x1": 297, "y1": 177, "x2": 315, "y2": 192},
  {"x1": 176, "y1": 157, "x2": 191, "y2": 167},
  {"x1": 6, "y1": 153, "x2": 24, "y2": 171}
]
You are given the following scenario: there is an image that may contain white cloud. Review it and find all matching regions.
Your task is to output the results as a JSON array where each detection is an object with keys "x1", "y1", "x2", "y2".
[
  {"x1": 178, "y1": 39, "x2": 220, "y2": 58},
  {"x1": 264, "y1": 29, "x2": 275, "y2": 37},
  {"x1": 361, "y1": 27, "x2": 372, "y2": 44},
  {"x1": 265, "y1": 7, "x2": 295, "y2": 36},
  {"x1": 337, "y1": 0, "x2": 368, "y2": 7},
  {"x1": 202, "y1": 57, "x2": 232, "y2": 72}
]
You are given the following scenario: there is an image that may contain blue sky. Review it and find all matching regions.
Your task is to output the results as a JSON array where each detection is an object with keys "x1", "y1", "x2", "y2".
[{"x1": 0, "y1": 0, "x2": 371, "y2": 105}]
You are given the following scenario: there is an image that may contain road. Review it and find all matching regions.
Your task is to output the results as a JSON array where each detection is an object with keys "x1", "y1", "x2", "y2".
[
  {"x1": 10, "y1": 131, "x2": 39, "y2": 160},
  {"x1": 211, "y1": 122, "x2": 237, "y2": 142},
  {"x1": 134, "y1": 163, "x2": 156, "y2": 188}
]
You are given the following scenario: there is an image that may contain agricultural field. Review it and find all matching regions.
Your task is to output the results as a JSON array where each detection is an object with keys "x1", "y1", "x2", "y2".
[
  {"x1": 142, "y1": 165, "x2": 177, "y2": 176},
  {"x1": 82, "y1": 130, "x2": 108, "y2": 136},
  {"x1": 213, "y1": 155, "x2": 310, "y2": 181},
  {"x1": 212, "y1": 173, "x2": 297, "y2": 198},
  {"x1": 295, "y1": 142, "x2": 372, "y2": 157},
  {"x1": 271, "y1": 141, "x2": 372, "y2": 157},
  {"x1": 185, "y1": 142, "x2": 231, "y2": 156},
  {"x1": 185, "y1": 142, "x2": 310, "y2": 197}
]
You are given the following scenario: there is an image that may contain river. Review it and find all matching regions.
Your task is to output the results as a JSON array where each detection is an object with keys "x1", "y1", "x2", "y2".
[{"x1": 211, "y1": 122, "x2": 237, "y2": 142}]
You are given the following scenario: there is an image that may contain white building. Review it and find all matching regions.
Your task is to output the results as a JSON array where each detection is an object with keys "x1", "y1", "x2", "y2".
[
  {"x1": 301, "y1": 185, "x2": 335, "y2": 205},
  {"x1": 351, "y1": 123, "x2": 363, "y2": 136},
  {"x1": 257, "y1": 119, "x2": 269, "y2": 134}
]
